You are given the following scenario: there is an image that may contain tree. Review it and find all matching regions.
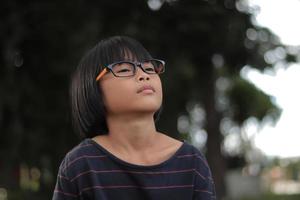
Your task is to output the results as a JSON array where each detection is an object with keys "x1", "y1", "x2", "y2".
[{"x1": 143, "y1": 0, "x2": 286, "y2": 197}]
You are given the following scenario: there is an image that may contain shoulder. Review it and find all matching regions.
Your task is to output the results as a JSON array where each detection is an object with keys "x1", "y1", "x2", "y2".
[
  {"x1": 157, "y1": 133, "x2": 209, "y2": 167},
  {"x1": 179, "y1": 140, "x2": 206, "y2": 158},
  {"x1": 183, "y1": 143, "x2": 216, "y2": 198},
  {"x1": 180, "y1": 142, "x2": 211, "y2": 171},
  {"x1": 58, "y1": 138, "x2": 97, "y2": 176}
]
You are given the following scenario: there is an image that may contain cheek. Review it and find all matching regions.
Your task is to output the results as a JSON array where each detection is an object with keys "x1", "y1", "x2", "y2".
[
  {"x1": 99, "y1": 81, "x2": 132, "y2": 111},
  {"x1": 155, "y1": 78, "x2": 163, "y2": 100}
]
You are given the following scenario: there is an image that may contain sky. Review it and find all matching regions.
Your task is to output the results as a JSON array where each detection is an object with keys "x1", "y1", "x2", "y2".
[{"x1": 243, "y1": 0, "x2": 300, "y2": 158}]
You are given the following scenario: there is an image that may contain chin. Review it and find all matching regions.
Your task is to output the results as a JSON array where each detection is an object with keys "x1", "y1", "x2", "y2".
[{"x1": 130, "y1": 104, "x2": 161, "y2": 114}]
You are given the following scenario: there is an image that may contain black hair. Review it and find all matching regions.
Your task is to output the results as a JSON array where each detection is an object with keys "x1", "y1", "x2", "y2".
[{"x1": 70, "y1": 36, "x2": 162, "y2": 139}]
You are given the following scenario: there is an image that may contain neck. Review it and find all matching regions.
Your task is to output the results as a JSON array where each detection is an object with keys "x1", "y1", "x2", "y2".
[{"x1": 105, "y1": 113, "x2": 158, "y2": 152}]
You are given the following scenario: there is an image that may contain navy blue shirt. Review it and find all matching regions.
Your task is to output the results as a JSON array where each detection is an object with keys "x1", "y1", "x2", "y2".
[{"x1": 53, "y1": 138, "x2": 216, "y2": 200}]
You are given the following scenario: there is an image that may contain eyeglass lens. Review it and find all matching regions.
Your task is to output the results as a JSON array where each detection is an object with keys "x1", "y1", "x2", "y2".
[{"x1": 111, "y1": 60, "x2": 164, "y2": 77}]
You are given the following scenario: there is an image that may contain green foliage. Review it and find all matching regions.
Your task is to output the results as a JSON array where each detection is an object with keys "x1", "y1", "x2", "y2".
[{"x1": 227, "y1": 76, "x2": 281, "y2": 124}]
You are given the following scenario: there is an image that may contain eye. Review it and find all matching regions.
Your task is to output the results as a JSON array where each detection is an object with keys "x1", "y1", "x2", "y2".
[
  {"x1": 116, "y1": 68, "x2": 131, "y2": 73},
  {"x1": 143, "y1": 62, "x2": 155, "y2": 72},
  {"x1": 113, "y1": 63, "x2": 134, "y2": 74},
  {"x1": 145, "y1": 67, "x2": 155, "y2": 72}
]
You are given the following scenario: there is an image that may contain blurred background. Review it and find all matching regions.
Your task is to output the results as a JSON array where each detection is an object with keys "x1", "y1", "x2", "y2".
[{"x1": 1, "y1": 0, "x2": 300, "y2": 199}]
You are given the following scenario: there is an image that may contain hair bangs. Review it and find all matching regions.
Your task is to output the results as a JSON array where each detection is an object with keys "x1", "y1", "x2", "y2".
[{"x1": 98, "y1": 36, "x2": 153, "y2": 69}]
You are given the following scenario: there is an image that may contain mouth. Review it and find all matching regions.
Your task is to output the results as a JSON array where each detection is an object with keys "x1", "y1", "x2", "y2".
[{"x1": 137, "y1": 85, "x2": 155, "y2": 93}]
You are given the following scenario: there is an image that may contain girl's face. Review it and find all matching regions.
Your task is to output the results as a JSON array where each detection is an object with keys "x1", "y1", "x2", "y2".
[{"x1": 99, "y1": 62, "x2": 163, "y2": 117}]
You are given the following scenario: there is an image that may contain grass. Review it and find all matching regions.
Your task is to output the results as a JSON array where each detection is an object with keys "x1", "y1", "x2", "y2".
[{"x1": 240, "y1": 193, "x2": 300, "y2": 200}]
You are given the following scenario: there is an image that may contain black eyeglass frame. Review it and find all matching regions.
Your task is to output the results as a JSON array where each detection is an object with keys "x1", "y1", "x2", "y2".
[{"x1": 95, "y1": 59, "x2": 165, "y2": 81}]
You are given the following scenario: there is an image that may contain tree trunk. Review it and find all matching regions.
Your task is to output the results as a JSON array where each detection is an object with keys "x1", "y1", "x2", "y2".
[{"x1": 203, "y1": 65, "x2": 226, "y2": 199}]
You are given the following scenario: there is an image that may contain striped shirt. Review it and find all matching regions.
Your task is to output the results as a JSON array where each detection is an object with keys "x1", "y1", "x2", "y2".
[{"x1": 52, "y1": 138, "x2": 216, "y2": 200}]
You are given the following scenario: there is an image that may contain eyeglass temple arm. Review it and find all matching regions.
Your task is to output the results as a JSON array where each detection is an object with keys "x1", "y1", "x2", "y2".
[{"x1": 96, "y1": 68, "x2": 108, "y2": 81}]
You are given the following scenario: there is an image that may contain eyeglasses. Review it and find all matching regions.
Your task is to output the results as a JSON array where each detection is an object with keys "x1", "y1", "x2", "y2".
[{"x1": 95, "y1": 59, "x2": 165, "y2": 81}]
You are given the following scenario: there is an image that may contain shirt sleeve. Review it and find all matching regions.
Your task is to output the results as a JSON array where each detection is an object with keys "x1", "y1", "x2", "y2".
[
  {"x1": 52, "y1": 157, "x2": 78, "y2": 200},
  {"x1": 193, "y1": 152, "x2": 217, "y2": 200}
]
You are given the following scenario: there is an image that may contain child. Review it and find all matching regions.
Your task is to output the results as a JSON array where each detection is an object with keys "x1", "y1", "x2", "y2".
[{"x1": 52, "y1": 36, "x2": 216, "y2": 199}]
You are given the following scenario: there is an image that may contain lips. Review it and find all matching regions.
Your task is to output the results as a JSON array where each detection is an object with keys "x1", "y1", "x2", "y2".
[{"x1": 137, "y1": 85, "x2": 155, "y2": 93}]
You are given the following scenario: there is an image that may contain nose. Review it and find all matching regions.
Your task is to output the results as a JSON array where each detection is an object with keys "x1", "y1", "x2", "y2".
[{"x1": 136, "y1": 66, "x2": 150, "y2": 81}]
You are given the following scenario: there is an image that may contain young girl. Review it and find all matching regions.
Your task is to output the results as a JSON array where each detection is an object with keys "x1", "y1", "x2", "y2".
[{"x1": 52, "y1": 36, "x2": 216, "y2": 200}]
